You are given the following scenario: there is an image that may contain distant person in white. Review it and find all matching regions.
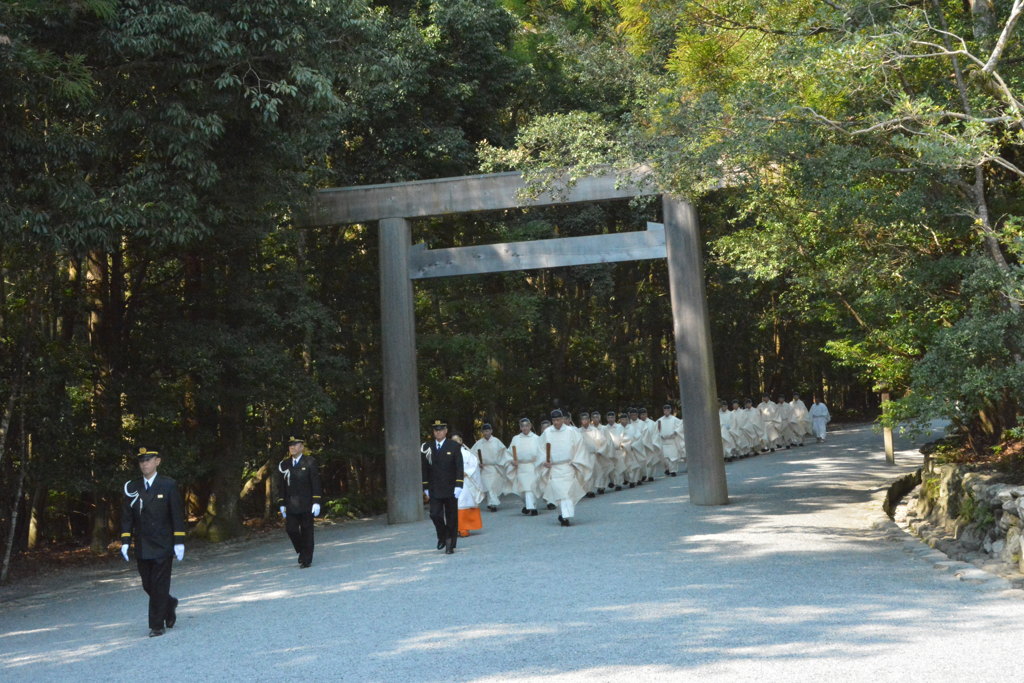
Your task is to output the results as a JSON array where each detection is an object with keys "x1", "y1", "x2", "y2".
[{"x1": 809, "y1": 396, "x2": 831, "y2": 442}]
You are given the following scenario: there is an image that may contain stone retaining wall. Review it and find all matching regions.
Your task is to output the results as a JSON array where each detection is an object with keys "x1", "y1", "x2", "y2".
[{"x1": 894, "y1": 462, "x2": 1024, "y2": 578}]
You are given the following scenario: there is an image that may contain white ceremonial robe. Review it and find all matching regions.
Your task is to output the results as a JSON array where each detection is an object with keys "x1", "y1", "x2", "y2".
[
  {"x1": 791, "y1": 399, "x2": 812, "y2": 439},
  {"x1": 623, "y1": 420, "x2": 646, "y2": 484},
  {"x1": 582, "y1": 424, "x2": 614, "y2": 492},
  {"x1": 776, "y1": 401, "x2": 799, "y2": 445},
  {"x1": 745, "y1": 407, "x2": 767, "y2": 452},
  {"x1": 606, "y1": 423, "x2": 629, "y2": 486},
  {"x1": 718, "y1": 409, "x2": 738, "y2": 457},
  {"x1": 732, "y1": 408, "x2": 760, "y2": 455},
  {"x1": 809, "y1": 402, "x2": 831, "y2": 440},
  {"x1": 458, "y1": 446, "x2": 486, "y2": 510},
  {"x1": 638, "y1": 418, "x2": 664, "y2": 479},
  {"x1": 757, "y1": 400, "x2": 782, "y2": 449},
  {"x1": 536, "y1": 424, "x2": 591, "y2": 517},
  {"x1": 508, "y1": 432, "x2": 542, "y2": 508},
  {"x1": 726, "y1": 408, "x2": 751, "y2": 454},
  {"x1": 656, "y1": 414, "x2": 686, "y2": 473},
  {"x1": 471, "y1": 436, "x2": 512, "y2": 507}
]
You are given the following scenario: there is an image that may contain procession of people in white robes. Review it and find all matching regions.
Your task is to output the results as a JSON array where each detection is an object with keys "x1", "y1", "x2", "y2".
[
  {"x1": 439, "y1": 392, "x2": 829, "y2": 534},
  {"x1": 714, "y1": 393, "x2": 818, "y2": 460}
]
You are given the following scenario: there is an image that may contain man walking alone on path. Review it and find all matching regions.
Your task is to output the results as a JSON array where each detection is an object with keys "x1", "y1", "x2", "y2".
[
  {"x1": 275, "y1": 436, "x2": 322, "y2": 568},
  {"x1": 120, "y1": 447, "x2": 186, "y2": 638}
]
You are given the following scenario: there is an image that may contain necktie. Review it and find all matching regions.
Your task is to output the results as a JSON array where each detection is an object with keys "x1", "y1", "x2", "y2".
[{"x1": 145, "y1": 481, "x2": 151, "y2": 491}]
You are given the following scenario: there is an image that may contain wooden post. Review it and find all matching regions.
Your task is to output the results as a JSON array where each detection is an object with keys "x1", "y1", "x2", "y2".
[
  {"x1": 882, "y1": 391, "x2": 895, "y2": 464},
  {"x1": 663, "y1": 197, "x2": 729, "y2": 505},
  {"x1": 379, "y1": 218, "x2": 423, "y2": 524}
]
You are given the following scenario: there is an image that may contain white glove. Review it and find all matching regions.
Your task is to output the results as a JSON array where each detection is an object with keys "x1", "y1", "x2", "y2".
[
  {"x1": 120, "y1": 544, "x2": 129, "y2": 562},
  {"x1": 453, "y1": 487, "x2": 463, "y2": 498},
  {"x1": 311, "y1": 503, "x2": 320, "y2": 517},
  {"x1": 279, "y1": 505, "x2": 287, "y2": 518},
  {"x1": 174, "y1": 544, "x2": 184, "y2": 561},
  {"x1": 423, "y1": 490, "x2": 430, "y2": 500}
]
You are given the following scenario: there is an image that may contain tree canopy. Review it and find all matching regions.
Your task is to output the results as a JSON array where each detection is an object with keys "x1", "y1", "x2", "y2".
[{"x1": 2, "y1": 0, "x2": 1023, "y2": 573}]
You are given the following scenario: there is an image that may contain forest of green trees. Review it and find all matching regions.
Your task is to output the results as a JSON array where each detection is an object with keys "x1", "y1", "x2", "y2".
[{"x1": 2, "y1": 0, "x2": 1022, "y2": 575}]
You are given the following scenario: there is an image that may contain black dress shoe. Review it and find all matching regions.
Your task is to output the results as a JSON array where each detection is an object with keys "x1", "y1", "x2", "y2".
[
  {"x1": 546, "y1": 503, "x2": 556, "y2": 510},
  {"x1": 436, "y1": 539, "x2": 445, "y2": 550},
  {"x1": 149, "y1": 628, "x2": 165, "y2": 638},
  {"x1": 521, "y1": 507, "x2": 528, "y2": 515},
  {"x1": 670, "y1": 472, "x2": 677, "y2": 477},
  {"x1": 487, "y1": 505, "x2": 497, "y2": 512},
  {"x1": 628, "y1": 482, "x2": 635, "y2": 488},
  {"x1": 597, "y1": 488, "x2": 605, "y2": 494},
  {"x1": 585, "y1": 492, "x2": 596, "y2": 498},
  {"x1": 558, "y1": 516, "x2": 571, "y2": 527},
  {"x1": 165, "y1": 598, "x2": 178, "y2": 629},
  {"x1": 529, "y1": 509, "x2": 538, "y2": 516},
  {"x1": 299, "y1": 561, "x2": 311, "y2": 568},
  {"x1": 445, "y1": 538, "x2": 455, "y2": 554},
  {"x1": 615, "y1": 485, "x2": 622, "y2": 491}
]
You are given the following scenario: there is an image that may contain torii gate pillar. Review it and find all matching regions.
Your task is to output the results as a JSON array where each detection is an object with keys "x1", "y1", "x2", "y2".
[
  {"x1": 664, "y1": 197, "x2": 729, "y2": 505},
  {"x1": 379, "y1": 217, "x2": 425, "y2": 523}
]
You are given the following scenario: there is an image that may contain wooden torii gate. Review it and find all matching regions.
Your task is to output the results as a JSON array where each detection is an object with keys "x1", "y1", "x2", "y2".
[{"x1": 304, "y1": 168, "x2": 729, "y2": 523}]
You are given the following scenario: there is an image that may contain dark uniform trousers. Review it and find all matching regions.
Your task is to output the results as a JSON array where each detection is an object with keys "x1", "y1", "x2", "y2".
[
  {"x1": 429, "y1": 496, "x2": 459, "y2": 545},
  {"x1": 421, "y1": 439, "x2": 465, "y2": 545},
  {"x1": 138, "y1": 558, "x2": 174, "y2": 631},
  {"x1": 286, "y1": 512, "x2": 315, "y2": 564},
  {"x1": 275, "y1": 455, "x2": 322, "y2": 565},
  {"x1": 121, "y1": 475, "x2": 186, "y2": 630}
]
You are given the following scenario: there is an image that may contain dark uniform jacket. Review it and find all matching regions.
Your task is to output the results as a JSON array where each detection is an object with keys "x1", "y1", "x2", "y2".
[
  {"x1": 121, "y1": 475, "x2": 186, "y2": 560},
  {"x1": 275, "y1": 455, "x2": 322, "y2": 515},
  {"x1": 421, "y1": 439, "x2": 465, "y2": 499}
]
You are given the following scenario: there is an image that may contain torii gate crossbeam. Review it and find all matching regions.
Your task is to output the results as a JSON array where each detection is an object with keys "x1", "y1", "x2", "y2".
[{"x1": 303, "y1": 169, "x2": 729, "y2": 523}]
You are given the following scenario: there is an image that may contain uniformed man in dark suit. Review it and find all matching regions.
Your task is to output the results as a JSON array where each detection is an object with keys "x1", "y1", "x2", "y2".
[
  {"x1": 421, "y1": 419, "x2": 464, "y2": 554},
  {"x1": 275, "y1": 436, "x2": 322, "y2": 568},
  {"x1": 120, "y1": 447, "x2": 187, "y2": 637}
]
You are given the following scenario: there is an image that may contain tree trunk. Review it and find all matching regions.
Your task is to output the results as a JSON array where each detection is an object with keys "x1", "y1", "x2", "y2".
[
  {"x1": 27, "y1": 480, "x2": 45, "y2": 550},
  {"x1": 194, "y1": 390, "x2": 246, "y2": 542},
  {"x1": 0, "y1": 382, "x2": 17, "y2": 472},
  {"x1": 1, "y1": 413, "x2": 29, "y2": 583}
]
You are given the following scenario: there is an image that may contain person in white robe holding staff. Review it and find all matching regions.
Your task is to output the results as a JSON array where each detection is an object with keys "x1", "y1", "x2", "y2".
[
  {"x1": 656, "y1": 403, "x2": 685, "y2": 476},
  {"x1": 536, "y1": 409, "x2": 592, "y2": 526},
  {"x1": 508, "y1": 417, "x2": 542, "y2": 516},
  {"x1": 471, "y1": 423, "x2": 512, "y2": 512}
]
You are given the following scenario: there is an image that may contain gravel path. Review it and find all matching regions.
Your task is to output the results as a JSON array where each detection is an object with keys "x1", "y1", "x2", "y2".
[{"x1": 2, "y1": 422, "x2": 1022, "y2": 682}]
